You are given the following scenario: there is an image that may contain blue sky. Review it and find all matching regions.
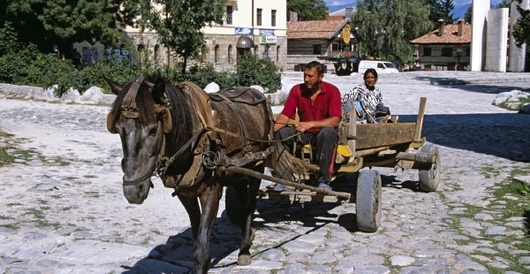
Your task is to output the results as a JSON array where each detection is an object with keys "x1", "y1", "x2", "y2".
[{"x1": 325, "y1": 0, "x2": 503, "y2": 8}]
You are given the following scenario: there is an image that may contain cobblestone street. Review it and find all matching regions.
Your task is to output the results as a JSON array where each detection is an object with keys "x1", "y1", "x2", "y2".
[{"x1": 0, "y1": 71, "x2": 529, "y2": 273}]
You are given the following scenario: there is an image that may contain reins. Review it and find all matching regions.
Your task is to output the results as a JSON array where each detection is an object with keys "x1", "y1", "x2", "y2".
[{"x1": 156, "y1": 125, "x2": 301, "y2": 176}]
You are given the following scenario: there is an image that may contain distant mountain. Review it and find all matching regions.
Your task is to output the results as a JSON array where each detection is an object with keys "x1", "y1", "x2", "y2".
[{"x1": 328, "y1": 3, "x2": 356, "y2": 13}]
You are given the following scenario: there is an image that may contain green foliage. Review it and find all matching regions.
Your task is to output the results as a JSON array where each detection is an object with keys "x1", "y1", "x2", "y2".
[
  {"x1": 235, "y1": 53, "x2": 282, "y2": 92},
  {"x1": 0, "y1": 44, "x2": 138, "y2": 96},
  {"x1": 464, "y1": 6, "x2": 472, "y2": 23},
  {"x1": 495, "y1": 0, "x2": 517, "y2": 8},
  {"x1": 287, "y1": 0, "x2": 329, "y2": 21},
  {"x1": 513, "y1": 0, "x2": 530, "y2": 47},
  {"x1": 429, "y1": 0, "x2": 455, "y2": 23},
  {"x1": 0, "y1": 45, "x2": 282, "y2": 96},
  {"x1": 356, "y1": 0, "x2": 434, "y2": 65},
  {"x1": 126, "y1": 0, "x2": 226, "y2": 74},
  {"x1": 0, "y1": 0, "x2": 133, "y2": 53}
]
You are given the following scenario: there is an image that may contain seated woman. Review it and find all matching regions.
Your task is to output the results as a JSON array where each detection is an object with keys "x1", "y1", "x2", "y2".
[{"x1": 342, "y1": 68, "x2": 391, "y2": 124}]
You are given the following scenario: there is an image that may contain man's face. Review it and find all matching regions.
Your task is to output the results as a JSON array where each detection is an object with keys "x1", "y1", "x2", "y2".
[{"x1": 303, "y1": 68, "x2": 323, "y2": 92}]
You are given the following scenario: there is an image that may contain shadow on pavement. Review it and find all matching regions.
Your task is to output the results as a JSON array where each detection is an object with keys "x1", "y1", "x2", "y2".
[
  {"x1": 121, "y1": 215, "x2": 243, "y2": 274},
  {"x1": 413, "y1": 76, "x2": 530, "y2": 95},
  {"x1": 399, "y1": 112, "x2": 530, "y2": 163}
]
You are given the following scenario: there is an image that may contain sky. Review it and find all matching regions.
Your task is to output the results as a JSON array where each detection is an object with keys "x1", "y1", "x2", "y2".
[{"x1": 325, "y1": 0, "x2": 504, "y2": 8}]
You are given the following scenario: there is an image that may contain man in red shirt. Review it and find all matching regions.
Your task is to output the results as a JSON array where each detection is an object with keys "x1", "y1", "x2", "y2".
[{"x1": 273, "y1": 61, "x2": 342, "y2": 191}]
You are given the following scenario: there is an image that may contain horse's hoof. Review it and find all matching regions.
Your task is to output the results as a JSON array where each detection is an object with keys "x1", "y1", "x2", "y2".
[{"x1": 237, "y1": 254, "x2": 252, "y2": 266}]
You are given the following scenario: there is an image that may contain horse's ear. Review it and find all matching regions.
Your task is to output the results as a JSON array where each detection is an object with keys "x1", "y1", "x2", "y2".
[
  {"x1": 103, "y1": 77, "x2": 123, "y2": 95},
  {"x1": 150, "y1": 77, "x2": 166, "y2": 100}
]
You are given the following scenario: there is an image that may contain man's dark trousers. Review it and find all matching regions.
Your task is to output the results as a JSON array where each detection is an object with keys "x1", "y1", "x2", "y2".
[{"x1": 277, "y1": 126, "x2": 338, "y2": 182}]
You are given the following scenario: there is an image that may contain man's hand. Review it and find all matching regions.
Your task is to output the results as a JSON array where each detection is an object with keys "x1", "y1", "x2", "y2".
[{"x1": 295, "y1": 121, "x2": 313, "y2": 132}]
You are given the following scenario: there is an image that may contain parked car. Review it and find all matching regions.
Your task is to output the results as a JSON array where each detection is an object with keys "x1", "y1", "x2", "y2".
[{"x1": 358, "y1": 60, "x2": 400, "y2": 74}]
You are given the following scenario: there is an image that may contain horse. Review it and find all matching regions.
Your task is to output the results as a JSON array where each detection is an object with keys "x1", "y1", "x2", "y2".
[{"x1": 105, "y1": 74, "x2": 310, "y2": 273}]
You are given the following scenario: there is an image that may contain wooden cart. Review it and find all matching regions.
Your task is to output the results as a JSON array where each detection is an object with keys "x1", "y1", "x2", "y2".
[{"x1": 225, "y1": 97, "x2": 441, "y2": 233}]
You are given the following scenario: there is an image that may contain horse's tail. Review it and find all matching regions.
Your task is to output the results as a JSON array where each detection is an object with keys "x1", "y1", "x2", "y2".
[{"x1": 267, "y1": 141, "x2": 319, "y2": 180}]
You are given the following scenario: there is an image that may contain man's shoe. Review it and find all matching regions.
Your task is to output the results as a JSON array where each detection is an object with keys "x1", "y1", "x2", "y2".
[{"x1": 317, "y1": 182, "x2": 332, "y2": 192}]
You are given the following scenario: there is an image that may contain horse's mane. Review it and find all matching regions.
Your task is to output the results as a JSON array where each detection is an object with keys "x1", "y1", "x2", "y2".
[
  {"x1": 109, "y1": 75, "x2": 194, "y2": 169},
  {"x1": 109, "y1": 80, "x2": 158, "y2": 128}
]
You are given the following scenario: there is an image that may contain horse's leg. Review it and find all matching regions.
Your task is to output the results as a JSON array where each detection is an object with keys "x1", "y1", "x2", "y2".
[
  {"x1": 194, "y1": 183, "x2": 222, "y2": 274},
  {"x1": 234, "y1": 176, "x2": 260, "y2": 266},
  {"x1": 176, "y1": 193, "x2": 201, "y2": 239}
]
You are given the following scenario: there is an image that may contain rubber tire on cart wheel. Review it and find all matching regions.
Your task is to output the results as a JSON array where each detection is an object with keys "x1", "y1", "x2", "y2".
[
  {"x1": 225, "y1": 187, "x2": 241, "y2": 225},
  {"x1": 356, "y1": 169, "x2": 382, "y2": 233},
  {"x1": 418, "y1": 142, "x2": 440, "y2": 192}
]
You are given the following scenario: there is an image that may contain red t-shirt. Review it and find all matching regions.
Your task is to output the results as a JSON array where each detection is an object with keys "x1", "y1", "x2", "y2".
[{"x1": 280, "y1": 81, "x2": 342, "y2": 133}]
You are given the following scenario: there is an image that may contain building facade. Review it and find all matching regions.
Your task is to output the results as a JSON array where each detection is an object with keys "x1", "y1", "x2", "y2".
[
  {"x1": 93, "y1": 0, "x2": 289, "y2": 70},
  {"x1": 410, "y1": 19, "x2": 471, "y2": 71},
  {"x1": 286, "y1": 9, "x2": 358, "y2": 73}
]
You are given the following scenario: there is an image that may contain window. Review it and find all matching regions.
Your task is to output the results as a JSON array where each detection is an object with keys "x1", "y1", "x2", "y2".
[
  {"x1": 332, "y1": 42, "x2": 356, "y2": 52},
  {"x1": 271, "y1": 10, "x2": 276, "y2": 27},
  {"x1": 466, "y1": 47, "x2": 470, "y2": 56},
  {"x1": 154, "y1": 44, "x2": 160, "y2": 63},
  {"x1": 423, "y1": 48, "x2": 431, "y2": 56},
  {"x1": 441, "y1": 48, "x2": 452, "y2": 57},
  {"x1": 226, "y1": 6, "x2": 233, "y2": 25},
  {"x1": 257, "y1": 8, "x2": 262, "y2": 26},
  {"x1": 276, "y1": 45, "x2": 280, "y2": 62},
  {"x1": 313, "y1": 44, "x2": 321, "y2": 54},
  {"x1": 228, "y1": 45, "x2": 233, "y2": 63},
  {"x1": 214, "y1": 45, "x2": 219, "y2": 63}
]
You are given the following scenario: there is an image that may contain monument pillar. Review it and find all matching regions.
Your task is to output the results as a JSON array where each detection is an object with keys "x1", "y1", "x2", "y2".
[
  {"x1": 486, "y1": 8, "x2": 509, "y2": 72},
  {"x1": 470, "y1": 0, "x2": 490, "y2": 71},
  {"x1": 509, "y1": 0, "x2": 529, "y2": 72}
]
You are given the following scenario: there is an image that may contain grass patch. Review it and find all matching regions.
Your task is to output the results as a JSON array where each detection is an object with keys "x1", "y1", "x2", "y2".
[
  {"x1": 499, "y1": 96, "x2": 530, "y2": 111},
  {"x1": 84, "y1": 191, "x2": 100, "y2": 198},
  {"x1": 0, "y1": 146, "x2": 15, "y2": 166},
  {"x1": 481, "y1": 165, "x2": 501, "y2": 178}
]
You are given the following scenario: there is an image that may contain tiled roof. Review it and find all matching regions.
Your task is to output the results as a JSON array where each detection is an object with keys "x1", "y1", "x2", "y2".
[
  {"x1": 410, "y1": 23, "x2": 472, "y2": 44},
  {"x1": 287, "y1": 19, "x2": 347, "y2": 39}
]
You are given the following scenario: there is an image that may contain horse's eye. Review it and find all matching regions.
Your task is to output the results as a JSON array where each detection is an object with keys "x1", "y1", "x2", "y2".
[{"x1": 148, "y1": 126, "x2": 157, "y2": 136}]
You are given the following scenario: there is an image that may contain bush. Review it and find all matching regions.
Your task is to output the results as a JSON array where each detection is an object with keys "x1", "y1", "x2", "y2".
[
  {"x1": 0, "y1": 44, "x2": 283, "y2": 97},
  {"x1": 235, "y1": 53, "x2": 282, "y2": 92}
]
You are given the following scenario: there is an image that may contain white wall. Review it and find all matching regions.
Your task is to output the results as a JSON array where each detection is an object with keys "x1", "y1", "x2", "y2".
[{"x1": 470, "y1": 0, "x2": 490, "y2": 71}]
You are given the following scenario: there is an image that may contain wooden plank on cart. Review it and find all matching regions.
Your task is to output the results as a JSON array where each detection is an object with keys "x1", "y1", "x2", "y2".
[{"x1": 355, "y1": 123, "x2": 417, "y2": 149}]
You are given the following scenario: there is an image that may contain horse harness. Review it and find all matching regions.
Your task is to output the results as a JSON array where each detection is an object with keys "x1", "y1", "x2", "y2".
[{"x1": 108, "y1": 76, "x2": 276, "y2": 190}]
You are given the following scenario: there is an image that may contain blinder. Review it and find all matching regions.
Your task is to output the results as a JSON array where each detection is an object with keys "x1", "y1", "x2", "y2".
[{"x1": 106, "y1": 76, "x2": 172, "y2": 134}]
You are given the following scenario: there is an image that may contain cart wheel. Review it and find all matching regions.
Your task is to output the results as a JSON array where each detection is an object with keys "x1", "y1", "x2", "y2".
[
  {"x1": 418, "y1": 142, "x2": 440, "y2": 192},
  {"x1": 225, "y1": 187, "x2": 241, "y2": 225},
  {"x1": 355, "y1": 169, "x2": 382, "y2": 232}
]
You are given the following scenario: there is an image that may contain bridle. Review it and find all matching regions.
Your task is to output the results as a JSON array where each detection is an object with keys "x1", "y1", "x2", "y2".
[
  {"x1": 110, "y1": 78, "x2": 303, "y2": 188},
  {"x1": 107, "y1": 76, "x2": 172, "y2": 186}
]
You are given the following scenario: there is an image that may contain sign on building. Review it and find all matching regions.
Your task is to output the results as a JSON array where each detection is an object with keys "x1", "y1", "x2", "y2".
[
  {"x1": 259, "y1": 29, "x2": 277, "y2": 44},
  {"x1": 260, "y1": 36, "x2": 278, "y2": 44},
  {"x1": 235, "y1": 28, "x2": 253, "y2": 35}
]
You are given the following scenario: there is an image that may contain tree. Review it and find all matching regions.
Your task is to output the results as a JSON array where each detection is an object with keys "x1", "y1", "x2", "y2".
[
  {"x1": 464, "y1": 5, "x2": 472, "y2": 23},
  {"x1": 495, "y1": 0, "x2": 516, "y2": 8},
  {"x1": 512, "y1": 0, "x2": 530, "y2": 47},
  {"x1": 127, "y1": 0, "x2": 226, "y2": 74},
  {"x1": 287, "y1": 0, "x2": 328, "y2": 21},
  {"x1": 356, "y1": 0, "x2": 434, "y2": 65},
  {"x1": 0, "y1": 0, "x2": 133, "y2": 55},
  {"x1": 428, "y1": 0, "x2": 455, "y2": 24}
]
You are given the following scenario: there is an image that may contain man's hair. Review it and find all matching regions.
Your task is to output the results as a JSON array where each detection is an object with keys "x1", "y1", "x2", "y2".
[
  {"x1": 364, "y1": 68, "x2": 378, "y2": 80},
  {"x1": 304, "y1": 61, "x2": 325, "y2": 75}
]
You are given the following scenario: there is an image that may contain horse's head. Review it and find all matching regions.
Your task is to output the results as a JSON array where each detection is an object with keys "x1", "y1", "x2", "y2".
[{"x1": 105, "y1": 76, "x2": 173, "y2": 204}]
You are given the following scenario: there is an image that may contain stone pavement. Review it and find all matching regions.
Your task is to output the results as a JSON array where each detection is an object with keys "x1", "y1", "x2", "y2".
[{"x1": 0, "y1": 71, "x2": 529, "y2": 274}]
